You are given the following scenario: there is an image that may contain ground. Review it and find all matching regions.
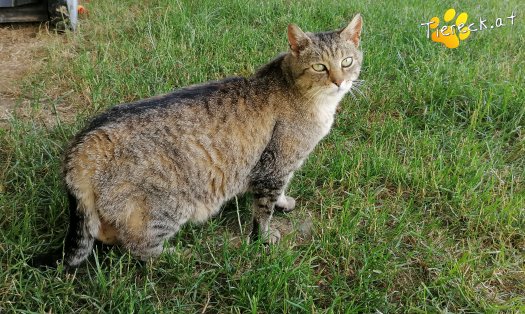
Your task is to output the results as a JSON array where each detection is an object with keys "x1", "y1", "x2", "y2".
[
  {"x1": 0, "y1": 24, "x2": 44, "y2": 128},
  {"x1": 0, "y1": 23, "x2": 76, "y2": 129}
]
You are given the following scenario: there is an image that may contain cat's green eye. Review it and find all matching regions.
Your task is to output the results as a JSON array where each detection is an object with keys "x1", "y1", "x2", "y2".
[
  {"x1": 312, "y1": 63, "x2": 327, "y2": 72},
  {"x1": 341, "y1": 57, "x2": 353, "y2": 68}
]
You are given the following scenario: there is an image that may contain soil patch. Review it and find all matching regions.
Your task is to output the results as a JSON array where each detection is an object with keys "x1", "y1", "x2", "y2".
[{"x1": 0, "y1": 23, "x2": 59, "y2": 129}]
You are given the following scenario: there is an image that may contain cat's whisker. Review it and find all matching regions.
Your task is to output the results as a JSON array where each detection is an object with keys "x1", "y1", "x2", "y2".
[
  {"x1": 347, "y1": 89, "x2": 358, "y2": 101},
  {"x1": 349, "y1": 80, "x2": 366, "y2": 100},
  {"x1": 353, "y1": 86, "x2": 366, "y2": 98},
  {"x1": 351, "y1": 80, "x2": 364, "y2": 89}
]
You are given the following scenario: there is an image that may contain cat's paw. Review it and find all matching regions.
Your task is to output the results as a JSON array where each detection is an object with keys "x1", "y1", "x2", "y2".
[
  {"x1": 248, "y1": 227, "x2": 281, "y2": 245},
  {"x1": 264, "y1": 228, "x2": 281, "y2": 245},
  {"x1": 274, "y1": 195, "x2": 296, "y2": 213}
]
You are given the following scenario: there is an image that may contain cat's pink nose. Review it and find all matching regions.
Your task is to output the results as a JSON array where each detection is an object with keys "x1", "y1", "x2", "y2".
[{"x1": 332, "y1": 78, "x2": 343, "y2": 87}]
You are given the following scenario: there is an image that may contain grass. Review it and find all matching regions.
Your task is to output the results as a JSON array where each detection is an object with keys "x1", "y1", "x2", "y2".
[{"x1": 1, "y1": 0, "x2": 524, "y2": 312}]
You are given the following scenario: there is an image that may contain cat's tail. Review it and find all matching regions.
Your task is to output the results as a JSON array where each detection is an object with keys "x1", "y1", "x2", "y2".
[
  {"x1": 31, "y1": 190, "x2": 97, "y2": 268},
  {"x1": 62, "y1": 190, "x2": 97, "y2": 267}
]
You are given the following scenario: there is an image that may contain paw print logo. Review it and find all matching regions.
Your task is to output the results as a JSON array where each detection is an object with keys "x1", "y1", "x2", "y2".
[{"x1": 429, "y1": 8, "x2": 471, "y2": 48}]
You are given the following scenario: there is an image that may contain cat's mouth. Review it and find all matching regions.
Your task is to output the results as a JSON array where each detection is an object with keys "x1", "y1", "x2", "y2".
[{"x1": 328, "y1": 81, "x2": 352, "y2": 95}]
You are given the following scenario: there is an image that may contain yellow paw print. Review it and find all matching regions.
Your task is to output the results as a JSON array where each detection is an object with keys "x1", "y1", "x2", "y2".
[{"x1": 430, "y1": 8, "x2": 470, "y2": 48}]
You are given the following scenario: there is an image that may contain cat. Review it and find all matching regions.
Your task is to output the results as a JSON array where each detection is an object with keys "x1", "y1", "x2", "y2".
[{"x1": 36, "y1": 14, "x2": 363, "y2": 267}]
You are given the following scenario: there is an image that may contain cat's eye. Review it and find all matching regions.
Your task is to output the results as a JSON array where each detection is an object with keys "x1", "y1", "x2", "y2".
[
  {"x1": 341, "y1": 57, "x2": 353, "y2": 68},
  {"x1": 312, "y1": 63, "x2": 327, "y2": 72}
]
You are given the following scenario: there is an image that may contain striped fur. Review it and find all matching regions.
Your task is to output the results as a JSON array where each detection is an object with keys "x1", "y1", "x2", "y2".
[{"x1": 43, "y1": 16, "x2": 363, "y2": 267}]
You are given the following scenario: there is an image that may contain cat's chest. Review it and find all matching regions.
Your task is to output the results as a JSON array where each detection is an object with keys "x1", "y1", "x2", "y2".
[{"x1": 313, "y1": 97, "x2": 340, "y2": 137}]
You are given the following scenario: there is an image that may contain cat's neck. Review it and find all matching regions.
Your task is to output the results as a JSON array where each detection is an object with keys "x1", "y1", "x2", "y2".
[
  {"x1": 253, "y1": 53, "x2": 293, "y2": 86},
  {"x1": 253, "y1": 53, "x2": 314, "y2": 103}
]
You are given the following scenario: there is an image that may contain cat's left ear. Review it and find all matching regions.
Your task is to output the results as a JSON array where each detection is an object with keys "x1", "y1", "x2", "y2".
[{"x1": 340, "y1": 14, "x2": 363, "y2": 47}]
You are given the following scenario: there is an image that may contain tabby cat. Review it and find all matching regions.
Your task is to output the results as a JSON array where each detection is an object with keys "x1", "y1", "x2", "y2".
[{"x1": 39, "y1": 15, "x2": 363, "y2": 267}]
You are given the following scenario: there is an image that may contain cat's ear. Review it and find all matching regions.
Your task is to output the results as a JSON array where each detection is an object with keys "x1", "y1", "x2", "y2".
[
  {"x1": 340, "y1": 14, "x2": 363, "y2": 47},
  {"x1": 287, "y1": 24, "x2": 311, "y2": 56}
]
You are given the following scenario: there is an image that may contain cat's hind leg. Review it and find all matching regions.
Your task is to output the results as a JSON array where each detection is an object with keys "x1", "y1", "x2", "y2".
[
  {"x1": 125, "y1": 240, "x2": 165, "y2": 261},
  {"x1": 118, "y1": 201, "x2": 181, "y2": 261},
  {"x1": 121, "y1": 224, "x2": 167, "y2": 261}
]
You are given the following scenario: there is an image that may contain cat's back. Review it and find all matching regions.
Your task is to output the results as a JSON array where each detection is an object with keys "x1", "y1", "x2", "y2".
[
  {"x1": 64, "y1": 75, "x2": 278, "y2": 200},
  {"x1": 65, "y1": 76, "x2": 261, "y2": 158},
  {"x1": 81, "y1": 76, "x2": 251, "y2": 134}
]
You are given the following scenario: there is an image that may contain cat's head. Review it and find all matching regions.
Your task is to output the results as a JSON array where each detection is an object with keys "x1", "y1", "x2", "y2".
[{"x1": 286, "y1": 14, "x2": 363, "y2": 101}]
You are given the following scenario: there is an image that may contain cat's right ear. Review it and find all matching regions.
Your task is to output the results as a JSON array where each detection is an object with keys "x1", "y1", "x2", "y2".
[{"x1": 288, "y1": 24, "x2": 311, "y2": 56}]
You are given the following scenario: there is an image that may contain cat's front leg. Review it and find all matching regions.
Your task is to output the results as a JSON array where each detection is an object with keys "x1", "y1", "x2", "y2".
[
  {"x1": 250, "y1": 177, "x2": 290, "y2": 244},
  {"x1": 273, "y1": 172, "x2": 296, "y2": 213},
  {"x1": 274, "y1": 192, "x2": 296, "y2": 213}
]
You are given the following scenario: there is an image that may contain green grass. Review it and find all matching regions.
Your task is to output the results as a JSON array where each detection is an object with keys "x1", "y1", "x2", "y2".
[{"x1": 1, "y1": 0, "x2": 524, "y2": 312}]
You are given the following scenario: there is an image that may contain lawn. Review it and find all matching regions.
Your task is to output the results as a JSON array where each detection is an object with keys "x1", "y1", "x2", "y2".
[{"x1": 1, "y1": 0, "x2": 524, "y2": 312}]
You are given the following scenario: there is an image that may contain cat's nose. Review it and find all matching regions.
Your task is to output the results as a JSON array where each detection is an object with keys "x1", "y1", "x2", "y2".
[{"x1": 332, "y1": 78, "x2": 343, "y2": 87}]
